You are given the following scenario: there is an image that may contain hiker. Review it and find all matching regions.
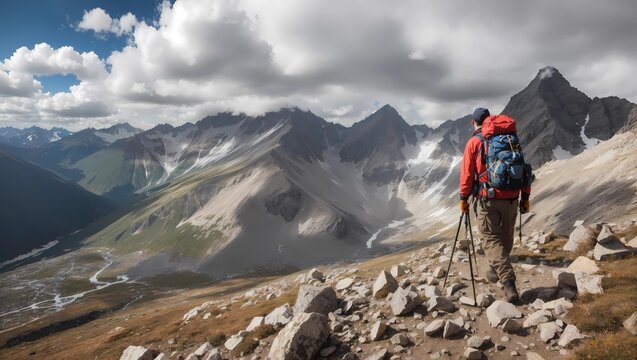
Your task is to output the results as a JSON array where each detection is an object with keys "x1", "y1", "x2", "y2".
[{"x1": 459, "y1": 108, "x2": 532, "y2": 303}]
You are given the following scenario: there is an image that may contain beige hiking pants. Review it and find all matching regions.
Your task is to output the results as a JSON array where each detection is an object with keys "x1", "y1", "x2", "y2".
[{"x1": 475, "y1": 198, "x2": 518, "y2": 283}]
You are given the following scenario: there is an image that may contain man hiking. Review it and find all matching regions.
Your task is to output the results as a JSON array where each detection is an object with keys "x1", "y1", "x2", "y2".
[{"x1": 459, "y1": 107, "x2": 532, "y2": 303}]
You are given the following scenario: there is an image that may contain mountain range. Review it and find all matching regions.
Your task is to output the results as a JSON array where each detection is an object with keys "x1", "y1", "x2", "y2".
[
  {"x1": 2, "y1": 66, "x2": 636, "y2": 279},
  {"x1": 0, "y1": 126, "x2": 73, "y2": 148}
]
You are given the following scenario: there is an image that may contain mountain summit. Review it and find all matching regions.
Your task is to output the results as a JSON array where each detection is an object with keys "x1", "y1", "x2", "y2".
[{"x1": 503, "y1": 66, "x2": 636, "y2": 166}]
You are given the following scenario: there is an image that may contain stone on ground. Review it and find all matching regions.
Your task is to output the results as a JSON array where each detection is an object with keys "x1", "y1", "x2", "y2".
[
  {"x1": 558, "y1": 324, "x2": 586, "y2": 348},
  {"x1": 193, "y1": 342, "x2": 213, "y2": 357},
  {"x1": 420, "y1": 285, "x2": 441, "y2": 299},
  {"x1": 427, "y1": 296, "x2": 456, "y2": 313},
  {"x1": 459, "y1": 296, "x2": 477, "y2": 306},
  {"x1": 424, "y1": 319, "x2": 445, "y2": 336},
  {"x1": 373, "y1": 271, "x2": 398, "y2": 299},
  {"x1": 365, "y1": 349, "x2": 389, "y2": 360},
  {"x1": 390, "y1": 333, "x2": 409, "y2": 346},
  {"x1": 119, "y1": 346, "x2": 158, "y2": 360},
  {"x1": 268, "y1": 312, "x2": 330, "y2": 360},
  {"x1": 293, "y1": 286, "x2": 338, "y2": 315},
  {"x1": 202, "y1": 349, "x2": 222, "y2": 360},
  {"x1": 224, "y1": 332, "x2": 247, "y2": 351},
  {"x1": 153, "y1": 354, "x2": 168, "y2": 360},
  {"x1": 525, "y1": 352, "x2": 545, "y2": 360},
  {"x1": 563, "y1": 225, "x2": 597, "y2": 252},
  {"x1": 370, "y1": 321, "x2": 387, "y2": 341},
  {"x1": 624, "y1": 311, "x2": 637, "y2": 335},
  {"x1": 265, "y1": 304, "x2": 294, "y2": 326},
  {"x1": 390, "y1": 286, "x2": 422, "y2": 315},
  {"x1": 542, "y1": 298, "x2": 573, "y2": 311},
  {"x1": 566, "y1": 256, "x2": 599, "y2": 274},
  {"x1": 574, "y1": 272, "x2": 604, "y2": 295},
  {"x1": 432, "y1": 267, "x2": 446, "y2": 278},
  {"x1": 593, "y1": 237, "x2": 633, "y2": 260},
  {"x1": 247, "y1": 316, "x2": 265, "y2": 331},
  {"x1": 335, "y1": 278, "x2": 355, "y2": 291},
  {"x1": 477, "y1": 293, "x2": 495, "y2": 308},
  {"x1": 537, "y1": 322, "x2": 562, "y2": 343},
  {"x1": 463, "y1": 347, "x2": 482, "y2": 360},
  {"x1": 390, "y1": 264, "x2": 407, "y2": 278},
  {"x1": 486, "y1": 300, "x2": 522, "y2": 327},
  {"x1": 309, "y1": 268, "x2": 325, "y2": 282},
  {"x1": 501, "y1": 318, "x2": 521, "y2": 333},
  {"x1": 443, "y1": 317, "x2": 464, "y2": 339},
  {"x1": 523, "y1": 310, "x2": 553, "y2": 328}
]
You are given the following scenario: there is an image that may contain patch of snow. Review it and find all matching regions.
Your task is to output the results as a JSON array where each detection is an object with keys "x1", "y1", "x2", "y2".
[
  {"x1": 366, "y1": 220, "x2": 406, "y2": 248},
  {"x1": 580, "y1": 114, "x2": 600, "y2": 149},
  {"x1": 539, "y1": 66, "x2": 556, "y2": 79},
  {"x1": 189, "y1": 137, "x2": 237, "y2": 170},
  {"x1": 552, "y1": 145, "x2": 572, "y2": 161},
  {"x1": 0, "y1": 241, "x2": 59, "y2": 269}
]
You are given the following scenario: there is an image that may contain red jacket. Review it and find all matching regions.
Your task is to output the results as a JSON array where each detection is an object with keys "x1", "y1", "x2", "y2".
[{"x1": 460, "y1": 128, "x2": 531, "y2": 200}]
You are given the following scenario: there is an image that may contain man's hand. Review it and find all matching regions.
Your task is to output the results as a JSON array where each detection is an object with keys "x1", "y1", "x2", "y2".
[
  {"x1": 459, "y1": 199, "x2": 469, "y2": 214},
  {"x1": 520, "y1": 200, "x2": 530, "y2": 214}
]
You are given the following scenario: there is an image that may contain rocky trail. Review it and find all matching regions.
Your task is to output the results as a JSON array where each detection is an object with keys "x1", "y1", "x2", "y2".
[{"x1": 104, "y1": 219, "x2": 637, "y2": 360}]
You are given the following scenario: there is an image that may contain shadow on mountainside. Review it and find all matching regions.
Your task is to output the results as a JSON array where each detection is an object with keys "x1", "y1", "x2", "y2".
[{"x1": 531, "y1": 178, "x2": 636, "y2": 234}]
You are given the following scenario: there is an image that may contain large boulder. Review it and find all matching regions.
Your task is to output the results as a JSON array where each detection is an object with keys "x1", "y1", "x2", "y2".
[
  {"x1": 224, "y1": 331, "x2": 248, "y2": 351},
  {"x1": 574, "y1": 272, "x2": 604, "y2": 295},
  {"x1": 372, "y1": 271, "x2": 398, "y2": 299},
  {"x1": 293, "y1": 286, "x2": 338, "y2": 315},
  {"x1": 265, "y1": 304, "x2": 294, "y2": 326},
  {"x1": 593, "y1": 237, "x2": 633, "y2": 260},
  {"x1": 564, "y1": 225, "x2": 597, "y2": 252},
  {"x1": 443, "y1": 317, "x2": 464, "y2": 339},
  {"x1": 119, "y1": 346, "x2": 158, "y2": 360},
  {"x1": 567, "y1": 256, "x2": 600, "y2": 274},
  {"x1": 193, "y1": 342, "x2": 214, "y2": 357},
  {"x1": 486, "y1": 300, "x2": 522, "y2": 327},
  {"x1": 268, "y1": 312, "x2": 330, "y2": 360},
  {"x1": 390, "y1": 286, "x2": 422, "y2": 315},
  {"x1": 308, "y1": 268, "x2": 325, "y2": 282}
]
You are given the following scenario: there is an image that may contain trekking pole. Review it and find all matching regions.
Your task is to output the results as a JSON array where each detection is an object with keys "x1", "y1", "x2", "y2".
[
  {"x1": 468, "y1": 209, "x2": 479, "y2": 275},
  {"x1": 519, "y1": 207, "x2": 523, "y2": 243},
  {"x1": 465, "y1": 214, "x2": 478, "y2": 306},
  {"x1": 443, "y1": 213, "x2": 464, "y2": 288}
]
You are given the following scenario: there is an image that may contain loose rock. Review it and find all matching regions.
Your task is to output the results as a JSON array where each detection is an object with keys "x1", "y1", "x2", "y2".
[
  {"x1": 373, "y1": 271, "x2": 399, "y2": 299},
  {"x1": 293, "y1": 286, "x2": 338, "y2": 315},
  {"x1": 268, "y1": 312, "x2": 330, "y2": 360},
  {"x1": 557, "y1": 324, "x2": 586, "y2": 348},
  {"x1": 486, "y1": 300, "x2": 522, "y2": 327},
  {"x1": 463, "y1": 347, "x2": 482, "y2": 359},
  {"x1": 390, "y1": 287, "x2": 422, "y2": 316},
  {"x1": 119, "y1": 346, "x2": 158, "y2": 360},
  {"x1": 623, "y1": 311, "x2": 637, "y2": 335},
  {"x1": 370, "y1": 321, "x2": 387, "y2": 341},
  {"x1": 424, "y1": 319, "x2": 445, "y2": 336}
]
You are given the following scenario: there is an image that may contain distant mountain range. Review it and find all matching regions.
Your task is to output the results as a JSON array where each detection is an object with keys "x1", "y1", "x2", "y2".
[
  {"x1": 2, "y1": 66, "x2": 636, "y2": 278},
  {"x1": 0, "y1": 126, "x2": 73, "y2": 148}
]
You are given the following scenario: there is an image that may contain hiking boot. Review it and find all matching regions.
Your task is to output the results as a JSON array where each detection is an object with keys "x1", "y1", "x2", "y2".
[
  {"x1": 503, "y1": 280, "x2": 520, "y2": 303},
  {"x1": 485, "y1": 267, "x2": 499, "y2": 283}
]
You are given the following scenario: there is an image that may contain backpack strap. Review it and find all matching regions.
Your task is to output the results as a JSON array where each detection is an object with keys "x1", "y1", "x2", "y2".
[{"x1": 472, "y1": 132, "x2": 489, "y2": 197}]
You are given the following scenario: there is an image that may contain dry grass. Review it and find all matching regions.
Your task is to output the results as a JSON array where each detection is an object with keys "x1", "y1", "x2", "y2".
[
  {"x1": 568, "y1": 256, "x2": 637, "y2": 359},
  {"x1": 571, "y1": 332, "x2": 637, "y2": 360}
]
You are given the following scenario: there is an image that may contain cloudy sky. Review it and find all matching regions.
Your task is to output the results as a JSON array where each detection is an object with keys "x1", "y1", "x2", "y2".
[{"x1": 1, "y1": 0, "x2": 636, "y2": 130}]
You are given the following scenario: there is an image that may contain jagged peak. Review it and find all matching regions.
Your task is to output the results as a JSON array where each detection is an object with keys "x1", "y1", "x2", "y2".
[{"x1": 537, "y1": 66, "x2": 560, "y2": 80}]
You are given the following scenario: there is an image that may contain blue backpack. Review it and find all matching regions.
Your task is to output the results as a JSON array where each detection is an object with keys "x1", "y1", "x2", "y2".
[{"x1": 475, "y1": 115, "x2": 533, "y2": 193}]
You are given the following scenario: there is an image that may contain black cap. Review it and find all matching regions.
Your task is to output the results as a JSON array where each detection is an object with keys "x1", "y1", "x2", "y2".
[{"x1": 472, "y1": 107, "x2": 490, "y2": 125}]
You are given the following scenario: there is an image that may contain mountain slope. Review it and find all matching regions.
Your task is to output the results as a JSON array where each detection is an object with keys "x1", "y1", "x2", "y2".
[
  {"x1": 0, "y1": 151, "x2": 115, "y2": 264},
  {"x1": 525, "y1": 106, "x2": 637, "y2": 233}
]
